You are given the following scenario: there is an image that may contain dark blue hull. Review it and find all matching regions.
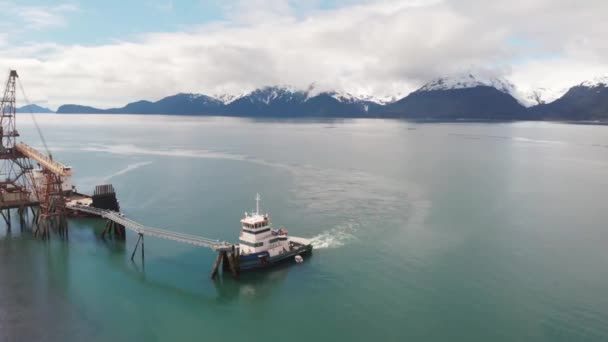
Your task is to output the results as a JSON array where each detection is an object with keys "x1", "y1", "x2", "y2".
[{"x1": 239, "y1": 244, "x2": 313, "y2": 271}]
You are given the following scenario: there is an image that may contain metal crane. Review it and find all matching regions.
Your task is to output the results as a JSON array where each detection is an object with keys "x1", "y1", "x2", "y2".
[{"x1": 0, "y1": 70, "x2": 69, "y2": 238}]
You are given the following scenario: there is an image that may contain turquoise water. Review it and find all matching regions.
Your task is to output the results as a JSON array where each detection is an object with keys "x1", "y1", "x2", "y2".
[{"x1": 1, "y1": 115, "x2": 608, "y2": 341}]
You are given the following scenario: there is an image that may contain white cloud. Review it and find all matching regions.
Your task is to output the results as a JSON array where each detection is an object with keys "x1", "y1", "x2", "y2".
[
  {"x1": 14, "y1": 3, "x2": 79, "y2": 29},
  {"x1": 511, "y1": 58, "x2": 607, "y2": 95},
  {"x1": 1, "y1": 0, "x2": 607, "y2": 109}
]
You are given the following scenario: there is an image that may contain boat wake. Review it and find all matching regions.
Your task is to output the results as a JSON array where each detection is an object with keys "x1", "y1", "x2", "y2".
[
  {"x1": 104, "y1": 161, "x2": 153, "y2": 180},
  {"x1": 449, "y1": 133, "x2": 566, "y2": 145},
  {"x1": 310, "y1": 221, "x2": 358, "y2": 249},
  {"x1": 78, "y1": 144, "x2": 297, "y2": 173}
]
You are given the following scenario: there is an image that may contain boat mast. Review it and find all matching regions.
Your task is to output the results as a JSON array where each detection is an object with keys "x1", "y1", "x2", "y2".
[{"x1": 255, "y1": 193, "x2": 260, "y2": 215}]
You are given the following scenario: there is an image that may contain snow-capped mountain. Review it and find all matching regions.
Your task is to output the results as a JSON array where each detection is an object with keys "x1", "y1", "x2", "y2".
[
  {"x1": 181, "y1": 93, "x2": 223, "y2": 104},
  {"x1": 213, "y1": 84, "x2": 319, "y2": 105},
  {"x1": 222, "y1": 86, "x2": 378, "y2": 116},
  {"x1": 416, "y1": 74, "x2": 517, "y2": 95},
  {"x1": 523, "y1": 75, "x2": 607, "y2": 107},
  {"x1": 520, "y1": 87, "x2": 569, "y2": 106},
  {"x1": 211, "y1": 83, "x2": 404, "y2": 108},
  {"x1": 531, "y1": 75, "x2": 608, "y2": 120},
  {"x1": 383, "y1": 74, "x2": 531, "y2": 119},
  {"x1": 211, "y1": 93, "x2": 247, "y2": 105},
  {"x1": 56, "y1": 74, "x2": 608, "y2": 121},
  {"x1": 515, "y1": 76, "x2": 607, "y2": 107},
  {"x1": 414, "y1": 74, "x2": 570, "y2": 108},
  {"x1": 580, "y1": 75, "x2": 608, "y2": 88},
  {"x1": 237, "y1": 86, "x2": 305, "y2": 105},
  {"x1": 328, "y1": 91, "x2": 401, "y2": 105}
]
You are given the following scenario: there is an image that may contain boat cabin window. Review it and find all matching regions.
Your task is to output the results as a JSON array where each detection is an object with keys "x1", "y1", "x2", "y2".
[
  {"x1": 243, "y1": 221, "x2": 269, "y2": 230},
  {"x1": 269, "y1": 237, "x2": 287, "y2": 244},
  {"x1": 239, "y1": 240, "x2": 264, "y2": 247}
]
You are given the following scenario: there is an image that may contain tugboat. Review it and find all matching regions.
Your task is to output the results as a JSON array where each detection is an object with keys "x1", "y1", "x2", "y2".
[{"x1": 238, "y1": 194, "x2": 313, "y2": 271}]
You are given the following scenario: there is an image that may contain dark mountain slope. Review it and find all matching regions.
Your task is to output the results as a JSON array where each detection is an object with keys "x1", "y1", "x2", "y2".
[
  {"x1": 16, "y1": 104, "x2": 54, "y2": 113},
  {"x1": 384, "y1": 86, "x2": 530, "y2": 119},
  {"x1": 532, "y1": 83, "x2": 608, "y2": 120}
]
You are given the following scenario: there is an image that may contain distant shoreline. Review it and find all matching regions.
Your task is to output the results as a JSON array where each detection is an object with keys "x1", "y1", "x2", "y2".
[{"x1": 25, "y1": 112, "x2": 608, "y2": 125}]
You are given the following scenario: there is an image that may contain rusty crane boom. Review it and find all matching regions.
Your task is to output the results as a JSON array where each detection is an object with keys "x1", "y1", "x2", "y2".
[{"x1": 0, "y1": 70, "x2": 70, "y2": 238}]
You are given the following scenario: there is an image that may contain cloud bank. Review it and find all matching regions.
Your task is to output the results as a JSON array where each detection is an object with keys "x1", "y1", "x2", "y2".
[{"x1": 0, "y1": 0, "x2": 606, "y2": 109}]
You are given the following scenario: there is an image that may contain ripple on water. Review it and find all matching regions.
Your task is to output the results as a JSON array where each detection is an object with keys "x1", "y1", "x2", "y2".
[{"x1": 310, "y1": 220, "x2": 358, "y2": 249}]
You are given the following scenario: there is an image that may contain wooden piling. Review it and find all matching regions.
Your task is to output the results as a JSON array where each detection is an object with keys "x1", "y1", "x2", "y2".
[
  {"x1": 18, "y1": 209, "x2": 22, "y2": 231},
  {"x1": 101, "y1": 220, "x2": 110, "y2": 239},
  {"x1": 211, "y1": 252, "x2": 224, "y2": 279},
  {"x1": 235, "y1": 246, "x2": 240, "y2": 270},
  {"x1": 30, "y1": 207, "x2": 38, "y2": 227},
  {"x1": 62, "y1": 216, "x2": 68, "y2": 240},
  {"x1": 2, "y1": 209, "x2": 11, "y2": 231},
  {"x1": 114, "y1": 223, "x2": 125, "y2": 240},
  {"x1": 117, "y1": 224, "x2": 126, "y2": 240},
  {"x1": 226, "y1": 252, "x2": 239, "y2": 278},
  {"x1": 222, "y1": 251, "x2": 230, "y2": 271}
]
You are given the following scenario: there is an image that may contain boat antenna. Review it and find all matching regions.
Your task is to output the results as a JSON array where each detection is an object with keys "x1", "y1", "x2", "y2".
[{"x1": 256, "y1": 193, "x2": 260, "y2": 215}]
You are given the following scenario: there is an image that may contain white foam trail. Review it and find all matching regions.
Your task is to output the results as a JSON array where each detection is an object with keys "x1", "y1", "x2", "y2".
[
  {"x1": 79, "y1": 144, "x2": 298, "y2": 173},
  {"x1": 451, "y1": 133, "x2": 566, "y2": 145},
  {"x1": 104, "y1": 161, "x2": 152, "y2": 180},
  {"x1": 310, "y1": 221, "x2": 358, "y2": 249},
  {"x1": 512, "y1": 136, "x2": 565, "y2": 145}
]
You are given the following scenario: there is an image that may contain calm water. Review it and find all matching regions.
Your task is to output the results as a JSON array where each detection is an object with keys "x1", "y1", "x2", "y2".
[{"x1": 1, "y1": 115, "x2": 608, "y2": 341}]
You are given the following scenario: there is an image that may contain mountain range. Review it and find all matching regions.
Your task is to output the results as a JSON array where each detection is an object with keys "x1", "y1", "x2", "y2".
[
  {"x1": 531, "y1": 77, "x2": 608, "y2": 120},
  {"x1": 58, "y1": 87, "x2": 381, "y2": 118},
  {"x1": 55, "y1": 74, "x2": 608, "y2": 121},
  {"x1": 16, "y1": 104, "x2": 54, "y2": 113}
]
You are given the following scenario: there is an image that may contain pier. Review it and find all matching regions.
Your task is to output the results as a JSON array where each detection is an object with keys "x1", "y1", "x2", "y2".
[
  {"x1": 67, "y1": 204, "x2": 239, "y2": 277},
  {"x1": 0, "y1": 69, "x2": 241, "y2": 279},
  {"x1": 68, "y1": 204, "x2": 232, "y2": 251}
]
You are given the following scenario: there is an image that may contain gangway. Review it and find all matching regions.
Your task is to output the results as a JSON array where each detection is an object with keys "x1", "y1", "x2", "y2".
[{"x1": 67, "y1": 204, "x2": 233, "y2": 251}]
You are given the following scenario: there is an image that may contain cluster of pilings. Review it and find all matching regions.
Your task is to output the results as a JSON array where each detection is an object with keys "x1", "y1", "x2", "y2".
[
  {"x1": 34, "y1": 171, "x2": 69, "y2": 239},
  {"x1": 101, "y1": 220, "x2": 125, "y2": 240},
  {"x1": 94, "y1": 185, "x2": 125, "y2": 240},
  {"x1": 0, "y1": 206, "x2": 31, "y2": 233},
  {"x1": 211, "y1": 247, "x2": 240, "y2": 279},
  {"x1": 0, "y1": 205, "x2": 69, "y2": 240},
  {"x1": 35, "y1": 211, "x2": 68, "y2": 240},
  {"x1": 0, "y1": 208, "x2": 13, "y2": 230},
  {"x1": 37, "y1": 203, "x2": 69, "y2": 240}
]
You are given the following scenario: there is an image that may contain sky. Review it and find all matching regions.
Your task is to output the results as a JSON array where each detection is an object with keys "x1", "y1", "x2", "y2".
[{"x1": 0, "y1": 0, "x2": 606, "y2": 109}]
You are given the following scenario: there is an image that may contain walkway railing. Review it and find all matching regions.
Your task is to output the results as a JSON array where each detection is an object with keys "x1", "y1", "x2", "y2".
[{"x1": 67, "y1": 204, "x2": 233, "y2": 251}]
